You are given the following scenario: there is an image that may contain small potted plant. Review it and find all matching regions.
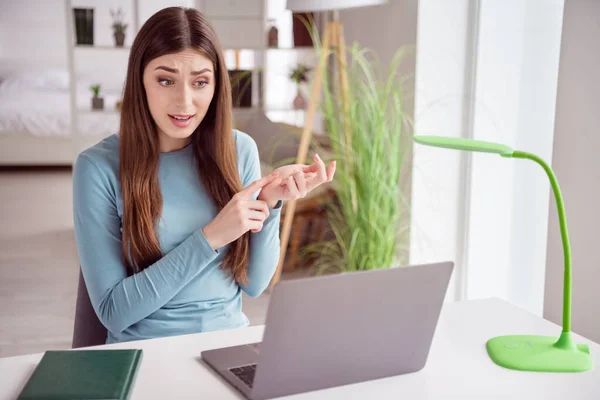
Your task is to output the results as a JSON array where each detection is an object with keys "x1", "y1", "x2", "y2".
[
  {"x1": 110, "y1": 8, "x2": 127, "y2": 47},
  {"x1": 289, "y1": 64, "x2": 311, "y2": 110},
  {"x1": 90, "y1": 84, "x2": 104, "y2": 110}
]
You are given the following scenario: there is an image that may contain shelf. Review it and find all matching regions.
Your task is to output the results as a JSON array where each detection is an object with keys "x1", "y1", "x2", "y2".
[
  {"x1": 75, "y1": 107, "x2": 308, "y2": 115},
  {"x1": 233, "y1": 106, "x2": 316, "y2": 113},
  {"x1": 264, "y1": 107, "x2": 313, "y2": 112},
  {"x1": 65, "y1": 1, "x2": 320, "y2": 134},
  {"x1": 266, "y1": 47, "x2": 316, "y2": 51},
  {"x1": 224, "y1": 47, "x2": 315, "y2": 51},
  {"x1": 77, "y1": 108, "x2": 120, "y2": 115},
  {"x1": 75, "y1": 45, "x2": 305, "y2": 52},
  {"x1": 74, "y1": 44, "x2": 131, "y2": 50},
  {"x1": 204, "y1": 16, "x2": 264, "y2": 21},
  {"x1": 74, "y1": 107, "x2": 307, "y2": 114}
]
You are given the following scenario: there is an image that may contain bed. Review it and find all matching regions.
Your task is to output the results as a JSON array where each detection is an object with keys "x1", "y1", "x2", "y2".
[{"x1": 0, "y1": 65, "x2": 121, "y2": 166}]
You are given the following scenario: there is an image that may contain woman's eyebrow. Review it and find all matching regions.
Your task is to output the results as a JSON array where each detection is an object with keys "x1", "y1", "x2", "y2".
[{"x1": 154, "y1": 66, "x2": 213, "y2": 75}]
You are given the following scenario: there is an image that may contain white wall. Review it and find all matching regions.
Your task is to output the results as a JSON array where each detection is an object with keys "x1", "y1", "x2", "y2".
[
  {"x1": 545, "y1": 0, "x2": 600, "y2": 343},
  {"x1": 0, "y1": 0, "x2": 68, "y2": 68},
  {"x1": 412, "y1": 0, "x2": 564, "y2": 314},
  {"x1": 340, "y1": 0, "x2": 418, "y2": 78},
  {"x1": 466, "y1": 0, "x2": 563, "y2": 314},
  {"x1": 410, "y1": 0, "x2": 470, "y2": 301},
  {"x1": 507, "y1": 0, "x2": 564, "y2": 315}
]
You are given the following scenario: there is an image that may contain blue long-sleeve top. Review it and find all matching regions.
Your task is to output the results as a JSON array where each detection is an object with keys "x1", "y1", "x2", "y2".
[{"x1": 72, "y1": 130, "x2": 282, "y2": 344}]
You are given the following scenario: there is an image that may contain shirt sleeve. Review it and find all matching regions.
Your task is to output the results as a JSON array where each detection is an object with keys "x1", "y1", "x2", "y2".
[
  {"x1": 236, "y1": 132, "x2": 283, "y2": 297},
  {"x1": 72, "y1": 154, "x2": 219, "y2": 334}
]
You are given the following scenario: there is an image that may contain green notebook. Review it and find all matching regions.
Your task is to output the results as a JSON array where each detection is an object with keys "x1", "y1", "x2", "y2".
[{"x1": 18, "y1": 349, "x2": 143, "y2": 400}]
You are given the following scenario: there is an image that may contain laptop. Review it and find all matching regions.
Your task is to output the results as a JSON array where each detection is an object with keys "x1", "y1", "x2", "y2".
[{"x1": 201, "y1": 261, "x2": 453, "y2": 400}]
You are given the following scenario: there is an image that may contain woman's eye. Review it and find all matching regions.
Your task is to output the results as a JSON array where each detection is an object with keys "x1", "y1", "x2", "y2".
[
  {"x1": 158, "y1": 79, "x2": 173, "y2": 86},
  {"x1": 195, "y1": 80, "x2": 208, "y2": 88}
]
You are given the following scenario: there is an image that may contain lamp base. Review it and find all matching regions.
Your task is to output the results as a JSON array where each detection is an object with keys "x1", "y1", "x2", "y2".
[{"x1": 486, "y1": 333, "x2": 593, "y2": 372}]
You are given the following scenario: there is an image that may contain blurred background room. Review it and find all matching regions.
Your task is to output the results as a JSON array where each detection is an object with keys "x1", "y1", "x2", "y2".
[{"x1": 0, "y1": 0, "x2": 599, "y2": 360}]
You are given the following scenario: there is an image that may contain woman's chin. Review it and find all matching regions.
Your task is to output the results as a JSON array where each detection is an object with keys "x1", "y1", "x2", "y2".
[
  {"x1": 165, "y1": 128, "x2": 195, "y2": 139},
  {"x1": 161, "y1": 122, "x2": 200, "y2": 140}
]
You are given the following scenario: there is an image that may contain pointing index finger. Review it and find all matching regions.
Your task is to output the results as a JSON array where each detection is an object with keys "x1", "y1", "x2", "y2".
[
  {"x1": 240, "y1": 172, "x2": 279, "y2": 198},
  {"x1": 314, "y1": 153, "x2": 327, "y2": 181}
]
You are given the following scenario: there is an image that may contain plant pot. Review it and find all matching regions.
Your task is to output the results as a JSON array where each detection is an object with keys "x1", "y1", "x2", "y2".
[
  {"x1": 292, "y1": 12, "x2": 314, "y2": 47},
  {"x1": 73, "y1": 8, "x2": 94, "y2": 45},
  {"x1": 293, "y1": 87, "x2": 307, "y2": 110},
  {"x1": 114, "y1": 31, "x2": 125, "y2": 47},
  {"x1": 267, "y1": 22, "x2": 278, "y2": 48},
  {"x1": 91, "y1": 97, "x2": 104, "y2": 110}
]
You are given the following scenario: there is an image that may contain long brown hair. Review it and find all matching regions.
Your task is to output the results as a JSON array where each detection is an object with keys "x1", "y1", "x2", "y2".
[{"x1": 119, "y1": 7, "x2": 250, "y2": 284}]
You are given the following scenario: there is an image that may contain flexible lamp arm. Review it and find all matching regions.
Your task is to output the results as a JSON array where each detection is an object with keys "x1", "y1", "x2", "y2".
[{"x1": 509, "y1": 151, "x2": 571, "y2": 333}]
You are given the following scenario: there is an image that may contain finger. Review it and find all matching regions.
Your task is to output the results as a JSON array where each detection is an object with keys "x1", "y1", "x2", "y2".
[
  {"x1": 314, "y1": 153, "x2": 328, "y2": 181},
  {"x1": 286, "y1": 175, "x2": 300, "y2": 197},
  {"x1": 249, "y1": 220, "x2": 264, "y2": 233},
  {"x1": 304, "y1": 154, "x2": 327, "y2": 191},
  {"x1": 282, "y1": 172, "x2": 317, "y2": 186},
  {"x1": 302, "y1": 154, "x2": 322, "y2": 173},
  {"x1": 271, "y1": 177, "x2": 283, "y2": 187},
  {"x1": 239, "y1": 173, "x2": 279, "y2": 198},
  {"x1": 302, "y1": 163, "x2": 317, "y2": 173},
  {"x1": 302, "y1": 159, "x2": 321, "y2": 173},
  {"x1": 247, "y1": 200, "x2": 269, "y2": 217},
  {"x1": 302, "y1": 172, "x2": 317, "y2": 186},
  {"x1": 327, "y1": 161, "x2": 337, "y2": 181},
  {"x1": 275, "y1": 165, "x2": 303, "y2": 180},
  {"x1": 294, "y1": 171, "x2": 307, "y2": 197},
  {"x1": 247, "y1": 210, "x2": 267, "y2": 222}
]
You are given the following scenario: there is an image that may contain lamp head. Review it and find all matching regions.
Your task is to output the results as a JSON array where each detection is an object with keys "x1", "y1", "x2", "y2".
[
  {"x1": 286, "y1": 0, "x2": 387, "y2": 12},
  {"x1": 413, "y1": 135, "x2": 514, "y2": 157}
]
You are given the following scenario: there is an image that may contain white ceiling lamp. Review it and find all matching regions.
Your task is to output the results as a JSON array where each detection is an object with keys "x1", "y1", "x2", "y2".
[{"x1": 286, "y1": 0, "x2": 387, "y2": 12}]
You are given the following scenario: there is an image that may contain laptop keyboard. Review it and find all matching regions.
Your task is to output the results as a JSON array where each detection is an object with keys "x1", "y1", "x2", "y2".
[{"x1": 229, "y1": 364, "x2": 257, "y2": 388}]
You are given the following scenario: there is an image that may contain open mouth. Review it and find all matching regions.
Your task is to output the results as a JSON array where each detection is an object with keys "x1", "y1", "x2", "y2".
[{"x1": 168, "y1": 114, "x2": 195, "y2": 127}]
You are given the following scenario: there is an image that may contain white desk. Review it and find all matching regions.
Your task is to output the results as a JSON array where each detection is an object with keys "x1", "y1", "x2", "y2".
[{"x1": 1, "y1": 298, "x2": 599, "y2": 399}]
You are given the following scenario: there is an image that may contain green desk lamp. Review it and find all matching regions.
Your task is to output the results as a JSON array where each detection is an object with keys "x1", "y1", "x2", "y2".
[{"x1": 413, "y1": 135, "x2": 593, "y2": 373}]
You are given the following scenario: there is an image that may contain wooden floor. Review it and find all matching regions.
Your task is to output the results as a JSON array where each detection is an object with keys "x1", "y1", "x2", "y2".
[{"x1": 0, "y1": 169, "x2": 313, "y2": 358}]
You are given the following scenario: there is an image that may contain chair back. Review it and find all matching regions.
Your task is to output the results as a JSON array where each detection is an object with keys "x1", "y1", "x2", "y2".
[{"x1": 72, "y1": 269, "x2": 107, "y2": 348}]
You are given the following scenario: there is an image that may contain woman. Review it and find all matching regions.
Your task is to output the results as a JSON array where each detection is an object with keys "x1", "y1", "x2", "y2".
[{"x1": 73, "y1": 7, "x2": 335, "y2": 344}]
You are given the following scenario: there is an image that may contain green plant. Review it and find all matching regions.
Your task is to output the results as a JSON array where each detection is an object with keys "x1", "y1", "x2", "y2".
[
  {"x1": 90, "y1": 84, "x2": 101, "y2": 97},
  {"x1": 110, "y1": 8, "x2": 128, "y2": 34},
  {"x1": 289, "y1": 64, "x2": 311, "y2": 85},
  {"x1": 302, "y1": 30, "x2": 413, "y2": 274}
]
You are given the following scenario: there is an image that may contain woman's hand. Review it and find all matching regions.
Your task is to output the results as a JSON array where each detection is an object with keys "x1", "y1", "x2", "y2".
[
  {"x1": 258, "y1": 154, "x2": 336, "y2": 207},
  {"x1": 202, "y1": 172, "x2": 279, "y2": 250}
]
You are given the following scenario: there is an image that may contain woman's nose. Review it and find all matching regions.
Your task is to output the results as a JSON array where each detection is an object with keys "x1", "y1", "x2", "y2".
[{"x1": 173, "y1": 84, "x2": 193, "y2": 108}]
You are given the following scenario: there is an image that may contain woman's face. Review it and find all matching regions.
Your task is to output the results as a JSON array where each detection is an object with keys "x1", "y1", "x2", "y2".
[{"x1": 143, "y1": 48, "x2": 215, "y2": 151}]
